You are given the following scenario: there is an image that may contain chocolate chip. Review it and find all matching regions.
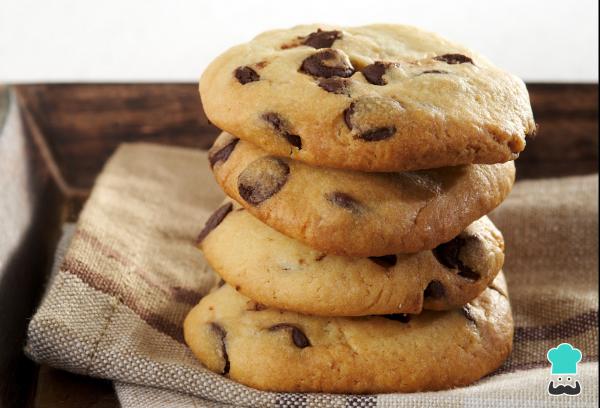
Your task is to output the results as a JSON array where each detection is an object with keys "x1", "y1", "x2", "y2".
[
  {"x1": 424, "y1": 280, "x2": 445, "y2": 299},
  {"x1": 318, "y1": 77, "x2": 349, "y2": 94},
  {"x1": 368, "y1": 255, "x2": 398, "y2": 268},
  {"x1": 358, "y1": 127, "x2": 396, "y2": 142},
  {"x1": 325, "y1": 191, "x2": 361, "y2": 213},
  {"x1": 268, "y1": 323, "x2": 311, "y2": 348},
  {"x1": 434, "y1": 54, "x2": 474, "y2": 65},
  {"x1": 361, "y1": 62, "x2": 388, "y2": 85},
  {"x1": 209, "y1": 138, "x2": 239, "y2": 168},
  {"x1": 457, "y1": 268, "x2": 480, "y2": 281},
  {"x1": 433, "y1": 237, "x2": 480, "y2": 281},
  {"x1": 461, "y1": 305, "x2": 477, "y2": 324},
  {"x1": 300, "y1": 49, "x2": 355, "y2": 78},
  {"x1": 261, "y1": 112, "x2": 302, "y2": 149},
  {"x1": 382, "y1": 314, "x2": 411, "y2": 323},
  {"x1": 282, "y1": 133, "x2": 302, "y2": 149},
  {"x1": 302, "y1": 29, "x2": 342, "y2": 49},
  {"x1": 247, "y1": 301, "x2": 268, "y2": 311},
  {"x1": 237, "y1": 157, "x2": 290, "y2": 205},
  {"x1": 420, "y1": 69, "x2": 448, "y2": 75},
  {"x1": 343, "y1": 102, "x2": 355, "y2": 129},
  {"x1": 210, "y1": 323, "x2": 230, "y2": 375},
  {"x1": 196, "y1": 203, "x2": 233, "y2": 244},
  {"x1": 234, "y1": 66, "x2": 260, "y2": 84},
  {"x1": 343, "y1": 98, "x2": 399, "y2": 141},
  {"x1": 262, "y1": 112, "x2": 286, "y2": 133}
]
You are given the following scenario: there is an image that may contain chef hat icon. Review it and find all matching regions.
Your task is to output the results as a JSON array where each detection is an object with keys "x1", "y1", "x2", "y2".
[{"x1": 547, "y1": 343, "x2": 582, "y2": 375}]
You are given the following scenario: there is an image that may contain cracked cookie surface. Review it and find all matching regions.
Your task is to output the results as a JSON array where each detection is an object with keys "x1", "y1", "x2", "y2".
[
  {"x1": 199, "y1": 205, "x2": 504, "y2": 315},
  {"x1": 200, "y1": 24, "x2": 536, "y2": 172},
  {"x1": 183, "y1": 274, "x2": 513, "y2": 393},
  {"x1": 209, "y1": 132, "x2": 515, "y2": 256}
]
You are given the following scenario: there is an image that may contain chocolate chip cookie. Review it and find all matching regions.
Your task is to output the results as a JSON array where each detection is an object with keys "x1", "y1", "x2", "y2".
[
  {"x1": 200, "y1": 24, "x2": 536, "y2": 172},
  {"x1": 183, "y1": 274, "x2": 513, "y2": 393},
  {"x1": 199, "y1": 203, "x2": 504, "y2": 315},
  {"x1": 209, "y1": 132, "x2": 515, "y2": 256}
]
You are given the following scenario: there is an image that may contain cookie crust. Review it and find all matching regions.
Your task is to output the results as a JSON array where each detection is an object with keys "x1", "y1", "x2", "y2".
[{"x1": 200, "y1": 24, "x2": 536, "y2": 172}]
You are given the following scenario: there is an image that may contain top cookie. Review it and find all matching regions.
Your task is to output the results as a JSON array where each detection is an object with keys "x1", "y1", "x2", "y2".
[{"x1": 200, "y1": 24, "x2": 536, "y2": 172}]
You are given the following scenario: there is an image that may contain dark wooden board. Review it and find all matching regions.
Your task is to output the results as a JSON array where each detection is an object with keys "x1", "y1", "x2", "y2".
[
  {"x1": 14, "y1": 83, "x2": 599, "y2": 198},
  {"x1": 15, "y1": 84, "x2": 220, "y2": 191},
  {"x1": 520, "y1": 84, "x2": 598, "y2": 178},
  {"x1": 1, "y1": 83, "x2": 597, "y2": 408}
]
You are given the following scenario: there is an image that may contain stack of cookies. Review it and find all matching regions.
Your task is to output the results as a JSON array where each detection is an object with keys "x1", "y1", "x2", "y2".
[{"x1": 184, "y1": 24, "x2": 536, "y2": 393}]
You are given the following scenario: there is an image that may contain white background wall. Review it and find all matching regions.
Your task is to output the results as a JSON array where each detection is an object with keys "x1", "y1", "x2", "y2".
[{"x1": 0, "y1": 0, "x2": 598, "y2": 82}]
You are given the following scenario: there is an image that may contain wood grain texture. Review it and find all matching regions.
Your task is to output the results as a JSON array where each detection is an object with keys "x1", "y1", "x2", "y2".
[
  {"x1": 14, "y1": 83, "x2": 599, "y2": 195},
  {"x1": 517, "y1": 83, "x2": 598, "y2": 179},
  {"x1": 15, "y1": 84, "x2": 220, "y2": 190}
]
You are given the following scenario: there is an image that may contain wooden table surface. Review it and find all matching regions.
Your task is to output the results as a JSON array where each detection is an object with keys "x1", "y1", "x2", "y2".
[{"x1": 0, "y1": 83, "x2": 597, "y2": 408}]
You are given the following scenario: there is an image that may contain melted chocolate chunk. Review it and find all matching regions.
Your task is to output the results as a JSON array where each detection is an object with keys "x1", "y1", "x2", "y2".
[
  {"x1": 424, "y1": 280, "x2": 445, "y2": 299},
  {"x1": 318, "y1": 77, "x2": 349, "y2": 94},
  {"x1": 262, "y1": 112, "x2": 286, "y2": 133},
  {"x1": 209, "y1": 138, "x2": 239, "y2": 168},
  {"x1": 300, "y1": 49, "x2": 355, "y2": 78},
  {"x1": 261, "y1": 112, "x2": 302, "y2": 149},
  {"x1": 382, "y1": 313, "x2": 411, "y2": 323},
  {"x1": 282, "y1": 133, "x2": 302, "y2": 149},
  {"x1": 368, "y1": 255, "x2": 398, "y2": 268},
  {"x1": 433, "y1": 236, "x2": 481, "y2": 281},
  {"x1": 343, "y1": 102, "x2": 355, "y2": 129},
  {"x1": 303, "y1": 29, "x2": 342, "y2": 49},
  {"x1": 421, "y1": 69, "x2": 448, "y2": 75},
  {"x1": 247, "y1": 301, "x2": 268, "y2": 311},
  {"x1": 434, "y1": 54, "x2": 474, "y2": 65},
  {"x1": 196, "y1": 203, "x2": 233, "y2": 244},
  {"x1": 234, "y1": 66, "x2": 260, "y2": 84},
  {"x1": 237, "y1": 157, "x2": 290, "y2": 205},
  {"x1": 358, "y1": 127, "x2": 396, "y2": 141},
  {"x1": 268, "y1": 323, "x2": 311, "y2": 348},
  {"x1": 210, "y1": 323, "x2": 230, "y2": 375},
  {"x1": 325, "y1": 191, "x2": 362, "y2": 213},
  {"x1": 361, "y1": 62, "x2": 388, "y2": 85},
  {"x1": 343, "y1": 100, "x2": 398, "y2": 141}
]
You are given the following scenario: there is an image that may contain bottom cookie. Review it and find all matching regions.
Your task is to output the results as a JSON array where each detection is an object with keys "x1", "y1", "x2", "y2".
[{"x1": 184, "y1": 273, "x2": 513, "y2": 393}]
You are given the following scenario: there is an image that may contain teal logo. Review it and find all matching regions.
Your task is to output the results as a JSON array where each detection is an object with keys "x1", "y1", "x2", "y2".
[{"x1": 546, "y1": 343, "x2": 582, "y2": 396}]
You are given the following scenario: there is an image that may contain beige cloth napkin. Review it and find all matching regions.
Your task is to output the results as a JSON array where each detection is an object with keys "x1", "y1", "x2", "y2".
[{"x1": 26, "y1": 143, "x2": 598, "y2": 407}]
